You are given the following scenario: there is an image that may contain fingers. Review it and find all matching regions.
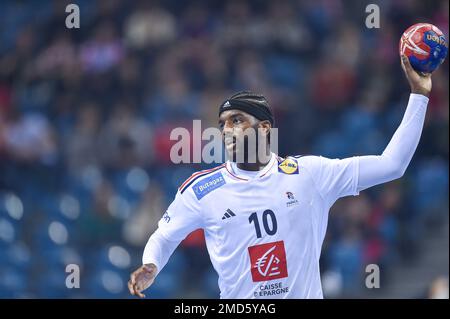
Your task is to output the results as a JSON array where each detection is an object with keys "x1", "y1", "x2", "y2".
[
  {"x1": 128, "y1": 267, "x2": 149, "y2": 298},
  {"x1": 128, "y1": 279, "x2": 136, "y2": 296},
  {"x1": 128, "y1": 269, "x2": 141, "y2": 297},
  {"x1": 400, "y1": 54, "x2": 406, "y2": 71},
  {"x1": 133, "y1": 280, "x2": 146, "y2": 298},
  {"x1": 401, "y1": 54, "x2": 432, "y2": 78},
  {"x1": 128, "y1": 281, "x2": 146, "y2": 298},
  {"x1": 128, "y1": 270, "x2": 137, "y2": 295},
  {"x1": 130, "y1": 272, "x2": 137, "y2": 286},
  {"x1": 401, "y1": 54, "x2": 413, "y2": 74},
  {"x1": 135, "y1": 288, "x2": 146, "y2": 298},
  {"x1": 128, "y1": 279, "x2": 146, "y2": 298}
]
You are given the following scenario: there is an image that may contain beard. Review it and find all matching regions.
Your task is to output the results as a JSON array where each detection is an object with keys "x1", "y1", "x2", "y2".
[{"x1": 224, "y1": 124, "x2": 268, "y2": 164}]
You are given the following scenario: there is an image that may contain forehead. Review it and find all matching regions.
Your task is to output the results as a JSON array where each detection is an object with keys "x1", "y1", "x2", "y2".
[{"x1": 218, "y1": 109, "x2": 253, "y2": 122}]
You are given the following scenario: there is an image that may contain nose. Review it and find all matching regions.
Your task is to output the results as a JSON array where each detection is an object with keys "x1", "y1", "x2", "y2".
[
  {"x1": 222, "y1": 121, "x2": 233, "y2": 140},
  {"x1": 221, "y1": 120, "x2": 233, "y2": 136}
]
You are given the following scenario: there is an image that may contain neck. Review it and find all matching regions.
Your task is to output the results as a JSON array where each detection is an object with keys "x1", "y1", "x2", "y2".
[{"x1": 236, "y1": 153, "x2": 272, "y2": 171}]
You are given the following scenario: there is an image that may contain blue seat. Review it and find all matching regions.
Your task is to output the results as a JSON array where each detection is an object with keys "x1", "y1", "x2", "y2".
[
  {"x1": 85, "y1": 268, "x2": 129, "y2": 298},
  {"x1": 0, "y1": 266, "x2": 28, "y2": 298}
]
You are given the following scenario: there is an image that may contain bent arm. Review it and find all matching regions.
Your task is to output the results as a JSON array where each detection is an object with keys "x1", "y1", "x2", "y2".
[
  {"x1": 140, "y1": 189, "x2": 204, "y2": 276},
  {"x1": 142, "y1": 229, "x2": 180, "y2": 275},
  {"x1": 357, "y1": 93, "x2": 429, "y2": 192}
]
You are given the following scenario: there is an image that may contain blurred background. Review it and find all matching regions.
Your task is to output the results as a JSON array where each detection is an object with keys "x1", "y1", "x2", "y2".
[{"x1": 0, "y1": 0, "x2": 448, "y2": 299}]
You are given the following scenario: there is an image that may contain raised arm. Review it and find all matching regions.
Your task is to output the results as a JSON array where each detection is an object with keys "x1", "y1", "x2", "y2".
[
  {"x1": 357, "y1": 55, "x2": 432, "y2": 192},
  {"x1": 297, "y1": 55, "x2": 433, "y2": 208}
]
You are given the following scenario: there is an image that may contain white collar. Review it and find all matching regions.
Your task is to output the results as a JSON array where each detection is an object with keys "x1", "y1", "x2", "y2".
[{"x1": 226, "y1": 153, "x2": 278, "y2": 181}]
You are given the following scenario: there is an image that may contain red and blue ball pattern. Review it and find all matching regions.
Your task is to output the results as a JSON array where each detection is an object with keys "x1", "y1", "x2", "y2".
[{"x1": 399, "y1": 23, "x2": 448, "y2": 74}]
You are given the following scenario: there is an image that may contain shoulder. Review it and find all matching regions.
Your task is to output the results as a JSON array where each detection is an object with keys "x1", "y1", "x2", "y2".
[
  {"x1": 178, "y1": 163, "x2": 227, "y2": 196},
  {"x1": 277, "y1": 154, "x2": 322, "y2": 172},
  {"x1": 292, "y1": 155, "x2": 322, "y2": 165},
  {"x1": 286, "y1": 155, "x2": 358, "y2": 176}
]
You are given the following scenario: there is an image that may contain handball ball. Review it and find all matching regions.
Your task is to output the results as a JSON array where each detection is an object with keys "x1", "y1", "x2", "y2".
[{"x1": 399, "y1": 23, "x2": 448, "y2": 73}]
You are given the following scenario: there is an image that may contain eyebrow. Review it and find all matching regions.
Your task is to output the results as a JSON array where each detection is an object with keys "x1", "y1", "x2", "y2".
[{"x1": 218, "y1": 113, "x2": 244, "y2": 125}]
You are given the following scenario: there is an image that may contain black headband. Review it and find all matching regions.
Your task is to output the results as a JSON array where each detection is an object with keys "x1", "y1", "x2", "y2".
[{"x1": 218, "y1": 99, "x2": 274, "y2": 126}]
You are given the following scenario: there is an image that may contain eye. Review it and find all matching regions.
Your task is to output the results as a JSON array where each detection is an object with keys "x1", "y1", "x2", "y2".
[{"x1": 233, "y1": 117, "x2": 242, "y2": 124}]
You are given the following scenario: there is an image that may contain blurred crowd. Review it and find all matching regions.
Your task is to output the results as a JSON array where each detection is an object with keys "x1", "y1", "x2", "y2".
[{"x1": 0, "y1": 0, "x2": 448, "y2": 298}]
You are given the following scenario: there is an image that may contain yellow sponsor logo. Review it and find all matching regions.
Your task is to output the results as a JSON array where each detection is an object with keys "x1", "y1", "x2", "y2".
[{"x1": 278, "y1": 158, "x2": 299, "y2": 175}]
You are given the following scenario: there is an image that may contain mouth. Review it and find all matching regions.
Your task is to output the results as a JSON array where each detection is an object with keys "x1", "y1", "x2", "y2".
[
  {"x1": 225, "y1": 141, "x2": 235, "y2": 150},
  {"x1": 224, "y1": 137, "x2": 236, "y2": 150}
]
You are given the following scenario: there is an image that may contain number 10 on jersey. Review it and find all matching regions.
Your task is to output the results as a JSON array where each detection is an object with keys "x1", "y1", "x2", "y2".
[{"x1": 248, "y1": 210, "x2": 278, "y2": 238}]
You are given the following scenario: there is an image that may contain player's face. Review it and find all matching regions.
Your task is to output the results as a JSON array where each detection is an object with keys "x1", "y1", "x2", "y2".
[{"x1": 218, "y1": 110, "x2": 263, "y2": 162}]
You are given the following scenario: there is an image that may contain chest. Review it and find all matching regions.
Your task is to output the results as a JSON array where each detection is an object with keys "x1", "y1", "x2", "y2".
[{"x1": 200, "y1": 174, "x2": 319, "y2": 244}]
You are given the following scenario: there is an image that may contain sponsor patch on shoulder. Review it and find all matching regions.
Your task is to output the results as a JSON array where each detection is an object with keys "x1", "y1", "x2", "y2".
[
  {"x1": 192, "y1": 172, "x2": 226, "y2": 200},
  {"x1": 278, "y1": 158, "x2": 299, "y2": 175}
]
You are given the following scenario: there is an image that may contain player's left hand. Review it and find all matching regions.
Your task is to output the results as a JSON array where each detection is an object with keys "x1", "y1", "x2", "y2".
[{"x1": 401, "y1": 54, "x2": 432, "y2": 97}]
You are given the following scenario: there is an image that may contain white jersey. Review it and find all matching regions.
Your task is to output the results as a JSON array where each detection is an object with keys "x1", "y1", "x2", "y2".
[
  {"x1": 142, "y1": 93, "x2": 429, "y2": 299},
  {"x1": 155, "y1": 153, "x2": 360, "y2": 299}
]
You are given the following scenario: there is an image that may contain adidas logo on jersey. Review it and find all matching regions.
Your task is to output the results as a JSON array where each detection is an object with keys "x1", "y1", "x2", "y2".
[{"x1": 222, "y1": 209, "x2": 236, "y2": 220}]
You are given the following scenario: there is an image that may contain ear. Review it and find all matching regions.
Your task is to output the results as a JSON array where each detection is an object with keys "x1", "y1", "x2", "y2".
[{"x1": 258, "y1": 120, "x2": 272, "y2": 137}]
